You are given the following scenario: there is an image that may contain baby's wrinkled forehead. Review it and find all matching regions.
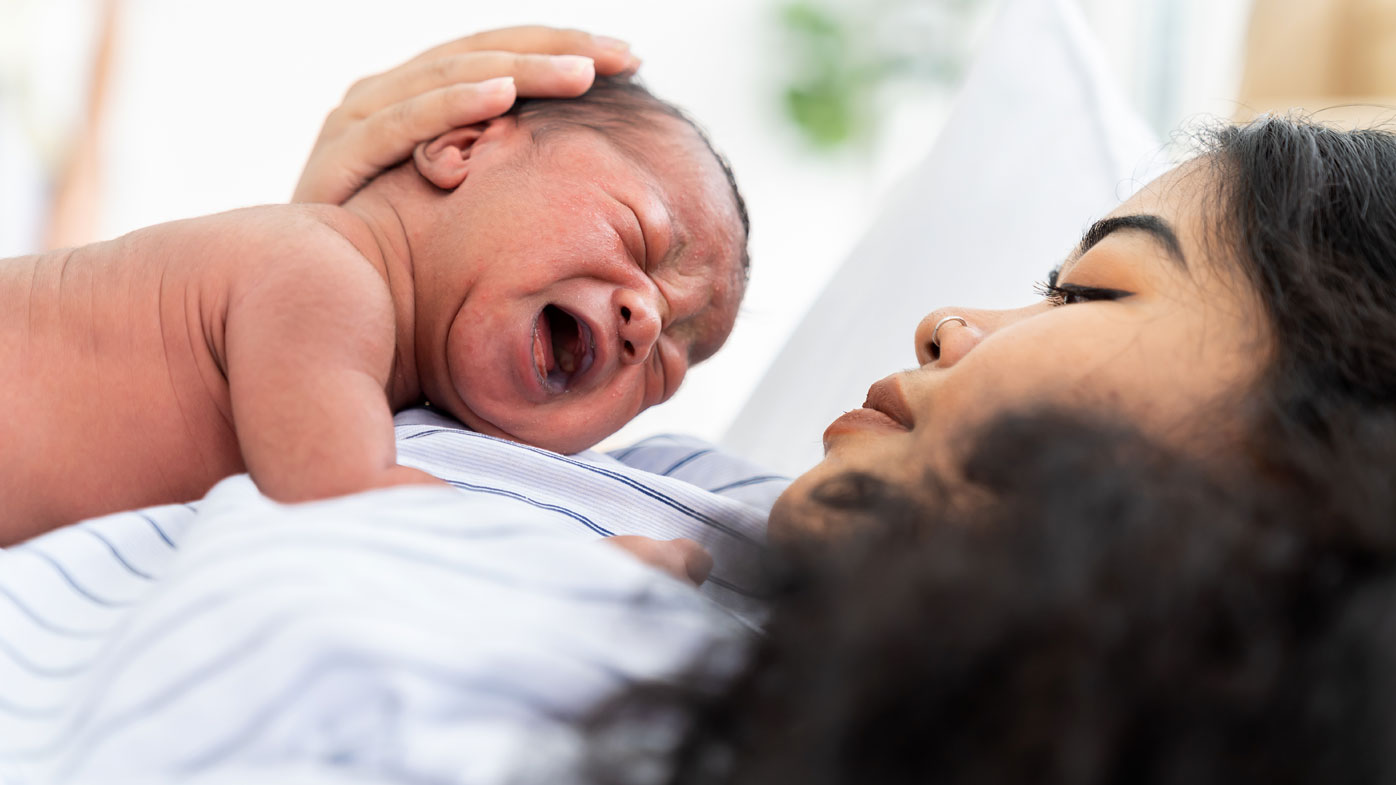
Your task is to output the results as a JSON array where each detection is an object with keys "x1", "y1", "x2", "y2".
[{"x1": 512, "y1": 77, "x2": 750, "y2": 270}]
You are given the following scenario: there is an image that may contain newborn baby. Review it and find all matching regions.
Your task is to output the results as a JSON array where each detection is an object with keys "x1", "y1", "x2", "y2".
[{"x1": 0, "y1": 76, "x2": 749, "y2": 544}]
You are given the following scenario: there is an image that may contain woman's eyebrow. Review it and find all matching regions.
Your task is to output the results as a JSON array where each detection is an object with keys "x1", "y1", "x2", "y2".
[{"x1": 1073, "y1": 214, "x2": 1187, "y2": 268}]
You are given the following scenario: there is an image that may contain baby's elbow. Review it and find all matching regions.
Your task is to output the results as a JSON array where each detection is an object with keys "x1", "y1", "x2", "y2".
[
  {"x1": 253, "y1": 465, "x2": 441, "y2": 505},
  {"x1": 254, "y1": 474, "x2": 360, "y2": 505}
]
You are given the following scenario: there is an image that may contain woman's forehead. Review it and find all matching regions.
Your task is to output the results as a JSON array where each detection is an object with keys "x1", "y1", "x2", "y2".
[
  {"x1": 1114, "y1": 159, "x2": 1212, "y2": 222},
  {"x1": 1103, "y1": 159, "x2": 1239, "y2": 278}
]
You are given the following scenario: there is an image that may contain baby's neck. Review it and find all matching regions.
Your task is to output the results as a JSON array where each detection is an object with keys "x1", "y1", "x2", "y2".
[{"x1": 337, "y1": 173, "x2": 424, "y2": 410}]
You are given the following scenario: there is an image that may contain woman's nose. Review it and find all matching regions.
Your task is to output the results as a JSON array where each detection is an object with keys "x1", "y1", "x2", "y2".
[
  {"x1": 915, "y1": 308, "x2": 987, "y2": 367},
  {"x1": 614, "y1": 287, "x2": 663, "y2": 365}
]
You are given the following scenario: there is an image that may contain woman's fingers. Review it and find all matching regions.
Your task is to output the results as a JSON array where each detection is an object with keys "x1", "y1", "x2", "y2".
[
  {"x1": 340, "y1": 52, "x2": 596, "y2": 124},
  {"x1": 404, "y1": 26, "x2": 637, "y2": 75},
  {"x1": 294, "y1": 26, "x2": 637, "y2": 204},
  {"x1": 605, "y1": 536, "x2": 714, "y2": 587},
  {"x1": 292, "y1": 77, "x2": 516, "y2": 203}
]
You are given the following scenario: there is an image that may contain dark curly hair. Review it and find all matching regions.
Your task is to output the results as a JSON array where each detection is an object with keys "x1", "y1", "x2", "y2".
[
  {"x1": 578, "y1": 116, "x2": 1396, "y2": 784},
  {"x1": 609, "y1": 411, "x2": 1396, "y2": 785}
]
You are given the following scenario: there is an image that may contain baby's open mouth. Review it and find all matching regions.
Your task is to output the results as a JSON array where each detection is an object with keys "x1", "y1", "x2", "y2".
[{"x1": 533, "y1": 305, "x2": 595, "y2": 393}]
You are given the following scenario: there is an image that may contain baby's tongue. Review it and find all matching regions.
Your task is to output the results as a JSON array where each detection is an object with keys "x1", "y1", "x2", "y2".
[
  {"x1": 533, "y1": 311, "x2": 555, "y2": 380},
  {"x1": 558, "y1": 343, "x2": 576, "y2": 374}
]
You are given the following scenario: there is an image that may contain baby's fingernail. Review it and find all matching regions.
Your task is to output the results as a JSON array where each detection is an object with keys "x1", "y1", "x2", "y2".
[
  {"x1": 593, "y1": 35, "x2": 630, "y2": 52},
  {"x1": 479, "y1": 76, "x2": 515, "y2": 93},
  {"x1": 552, "y1": 55, "x2": 594, "y2": 76}
]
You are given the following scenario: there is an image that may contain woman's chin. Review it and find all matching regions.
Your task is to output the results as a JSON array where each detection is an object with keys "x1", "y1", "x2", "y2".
[
  {"x1": 767, "y1": 480, "x2": 819, "y2": 543},
  {"x1": 766, "y1": 466, "x2": 856, "y2": 543}
]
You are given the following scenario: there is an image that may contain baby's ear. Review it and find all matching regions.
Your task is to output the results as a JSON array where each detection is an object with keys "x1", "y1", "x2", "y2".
[{"x1": 412, "y1": 121, "x2": 499, "y2": 190}]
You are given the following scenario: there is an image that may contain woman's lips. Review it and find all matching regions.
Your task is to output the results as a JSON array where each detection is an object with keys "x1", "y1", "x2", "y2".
[
  {"x1": 823, "y1": 407, "x2": 909, "y2": 448},
  {"x1": 822, "y1": 376, "x2": 916, "y2": 450},
  {"x1": 863, "y1": 376, "x2": 916, "y2": 428}
]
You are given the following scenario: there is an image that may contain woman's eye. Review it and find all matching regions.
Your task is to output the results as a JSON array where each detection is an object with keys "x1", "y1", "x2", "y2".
[{"x1": 1034, "y1": 269, "x2": 1132, "y2": 306}]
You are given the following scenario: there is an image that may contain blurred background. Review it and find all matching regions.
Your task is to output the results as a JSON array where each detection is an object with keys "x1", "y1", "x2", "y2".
[{"x1": 2, "y1": 0, "x2": 1392, "y2": 450}]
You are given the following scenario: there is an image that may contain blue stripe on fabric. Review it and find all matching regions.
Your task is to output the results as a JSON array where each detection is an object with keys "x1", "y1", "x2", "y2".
[
  {"x1": 0, "y1": 584, "x2": 108, "y2": 639},
  {"x1": 82, "y1": 528, "x2": 154, "y2": 581},
  {"x1": 18, "y1": 548, "x2": 132, "y2": 608},
  {"x1": 660, "y1": 449, "x2": 713, "y2": 477},
  {"x1": 0, "y1": 634, "x2": 93, "y2": 679},
  {"x1": 604, "y1": 434, "x2": 674, "y2": 463},
  {"x1": 88, "y1": 535, "x2": 695, "y2": 713},
  {"x1": 401, "y1": 428, "x2": 761, "y2": 545},
  {"x1": 707, "y1": 475, "x2": 790, "y2": 494},
  {"x1": 34, "y1": 537, "x2": 711, "y2": 764},
  {"x1": 444, "y1": 481, "x2": 612, "y2": 537},
  {"x1": 138, "y1": 513, "x2": 177, "y2": 549},
  {"x1": 29, "y1": 579, "x2": 329, "y2": 752},
  {"x1": 5, "y1": 532, "x2": 715, "y2": 759},
  {"x1": 0, "y1": 693, "x2": 65, "y2": 720},
  {"x1": 181, "y1": 653, "x2": 594, "y2": 772},
  {"x1": 37, "y1": 610, "x2": 318, "y2": 766}
]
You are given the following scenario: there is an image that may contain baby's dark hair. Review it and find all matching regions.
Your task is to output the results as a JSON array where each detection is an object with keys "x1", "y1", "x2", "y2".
[{"x1": 508, "y1": 75, "x2": 751, "y2": 275}]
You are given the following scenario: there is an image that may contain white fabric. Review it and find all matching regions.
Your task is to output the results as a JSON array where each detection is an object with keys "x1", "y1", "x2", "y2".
[
  {"x1": 0, "y1": 411, "x2": 779, "y2": 784},
  {"x1": 722, "y1": 0, "x2": 1168, "y2": 475}
]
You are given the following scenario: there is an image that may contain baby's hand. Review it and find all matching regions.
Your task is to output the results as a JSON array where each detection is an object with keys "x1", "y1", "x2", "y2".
[
  {"x1": 604, "y1": 536, "x2": 714, "y2": 588},
  {"x1": 294, "y1": 26, "x2": 641, "y2": 204}
]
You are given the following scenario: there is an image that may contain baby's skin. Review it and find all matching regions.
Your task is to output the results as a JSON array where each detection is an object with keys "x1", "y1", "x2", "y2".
[{"x1": 0, "y1": 111, "x2": 746, "y2": 544}]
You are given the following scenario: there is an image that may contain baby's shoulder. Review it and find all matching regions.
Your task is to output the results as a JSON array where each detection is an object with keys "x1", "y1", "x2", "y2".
[
  {"x1": 210, "y1": 204, "x2": 374, "y2": 265},
  {"x1": 214, "y1": 205, "x2": 389, "y2": 304}
]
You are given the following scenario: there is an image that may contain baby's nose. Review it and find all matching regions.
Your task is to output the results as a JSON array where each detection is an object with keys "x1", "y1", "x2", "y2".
[{"x1": 614, "y1": 288, "x2": 662, "y2": 365}]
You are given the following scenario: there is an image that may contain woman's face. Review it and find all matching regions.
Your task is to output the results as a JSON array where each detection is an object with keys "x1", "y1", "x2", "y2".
[{"x1": 773, "y1": 161, "x2": 1270, "y2": 538}]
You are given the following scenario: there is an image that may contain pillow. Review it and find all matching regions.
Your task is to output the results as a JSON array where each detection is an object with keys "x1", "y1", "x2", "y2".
[{"x1": 721, "y1": 0, "x2": 1168, "y2": 475}]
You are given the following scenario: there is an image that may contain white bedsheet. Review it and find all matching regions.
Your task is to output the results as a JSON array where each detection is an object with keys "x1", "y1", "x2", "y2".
[{"x1": 0, "y1": 409, "x2": 779, "y2": 783}]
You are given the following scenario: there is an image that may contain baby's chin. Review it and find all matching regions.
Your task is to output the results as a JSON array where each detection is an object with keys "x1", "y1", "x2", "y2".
[{"x1": 448, "y1": 398, "x2": 611, "y2": 456}]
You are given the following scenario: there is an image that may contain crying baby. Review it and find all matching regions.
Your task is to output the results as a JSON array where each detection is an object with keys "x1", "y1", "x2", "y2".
[{"x1": 0, "y1": 76, "x2": 749, "y2": 544}]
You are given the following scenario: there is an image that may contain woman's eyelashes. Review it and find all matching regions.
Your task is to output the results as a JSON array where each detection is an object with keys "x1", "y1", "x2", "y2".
[{"x1": 1034, "y1": 268, "x2": 1133, "y2": 306}]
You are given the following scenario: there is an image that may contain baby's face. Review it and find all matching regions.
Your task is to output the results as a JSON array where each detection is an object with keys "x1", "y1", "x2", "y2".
[{"x1": 412, "y1": 116, "x2": 746, "y2": 454}]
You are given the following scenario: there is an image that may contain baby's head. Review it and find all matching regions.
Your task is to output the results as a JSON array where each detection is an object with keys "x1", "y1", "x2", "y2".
[{"x1": 394, "y1": 76, "x2": 749, "y2": 453}]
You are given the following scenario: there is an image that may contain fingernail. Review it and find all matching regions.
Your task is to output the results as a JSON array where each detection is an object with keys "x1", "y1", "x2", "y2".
[
  {"x1": 479, "y1": 76, "x2": 515, "y2": 93},
  {"x1": 593, "y1": 35, "x2": 630, "y2": 51},
  {"x1": 552, "y1": 55, "x2": 594, "y2": 76}
]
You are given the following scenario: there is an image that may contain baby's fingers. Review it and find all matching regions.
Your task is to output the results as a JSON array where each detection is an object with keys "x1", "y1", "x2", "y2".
[
  {"x1": 292, "y1": 26, "x2": 638, "y2": 205},
  {"x1": 605, "y1": 536, "x2": 714, "y2": 587},
  {"x1": 341, "y1": 52, "x2": 595, "y2": 122}
]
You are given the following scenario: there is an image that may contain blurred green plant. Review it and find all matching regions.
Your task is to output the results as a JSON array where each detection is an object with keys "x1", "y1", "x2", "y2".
[{"x1": 779, "y1": 0, "x2": 985, "y2": 149}]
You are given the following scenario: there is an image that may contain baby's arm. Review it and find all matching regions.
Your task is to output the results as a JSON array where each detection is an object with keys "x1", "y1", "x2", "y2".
[{"x1": 223, "y1": 223, "x2": 438, "y2": 502}]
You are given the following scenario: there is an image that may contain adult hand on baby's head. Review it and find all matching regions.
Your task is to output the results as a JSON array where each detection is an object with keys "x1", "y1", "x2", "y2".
[
  {"x1": 605, "y1": 536, "x2": 714, "y2": 588},
  {"x1": 293, "y1": 25, "x2": 640, "y2": 204}
]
